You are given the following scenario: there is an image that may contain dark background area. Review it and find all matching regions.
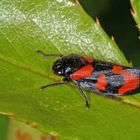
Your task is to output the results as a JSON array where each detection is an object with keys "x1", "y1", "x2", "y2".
[{"x1": 80, "y1": 0, "x2": 140, "y2": 67}]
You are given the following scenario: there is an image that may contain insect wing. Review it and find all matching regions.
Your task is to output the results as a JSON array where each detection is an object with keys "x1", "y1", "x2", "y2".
[{"x1": 73, "y1": 60, "x2": 140, "y2": 95}]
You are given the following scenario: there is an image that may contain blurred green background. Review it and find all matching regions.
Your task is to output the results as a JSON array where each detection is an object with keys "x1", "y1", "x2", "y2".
[{"x1": 80, "y1": 0, "x2": 140, "y2": 67}]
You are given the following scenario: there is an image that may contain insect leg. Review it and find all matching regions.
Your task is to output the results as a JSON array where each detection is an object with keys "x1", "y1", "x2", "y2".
[
  {"x1": 74, "y1": 82, "x2": 90, "y2": 108},
  {"x1": 36, "y1": 50, "x2": 63, "y2": 58}
]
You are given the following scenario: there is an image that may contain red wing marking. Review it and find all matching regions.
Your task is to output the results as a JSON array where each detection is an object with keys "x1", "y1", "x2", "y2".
[
  {"x1": 96, "y1": 74, "x2": 108, "y2": 91},
  {"x1": 112, "y1": 65, "x2": 139, "y2": 94},
  {"x1": 118, "y1": 71, "x2": 139, "y2": 94},
  {"x1": 70, "y1": 65, "x2": 94, "y2": 80},
  {"x1": 112, "y1": 65, "x2": 123, "y2": 74},
  {"x1": 81, "y1": 56, "x2": 94, "y2": 63}
]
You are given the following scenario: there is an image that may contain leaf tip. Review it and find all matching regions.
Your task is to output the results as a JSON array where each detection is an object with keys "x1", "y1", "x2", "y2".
[
  {"x1": 130, "y1": 9, "x2": 135, "y2": 17},
  {"x1": 111, "y1": 36, "x2": 115, "y2": 41},
  {"x1": 96, "y1": 17, "x2": 100, "y2": 25}
]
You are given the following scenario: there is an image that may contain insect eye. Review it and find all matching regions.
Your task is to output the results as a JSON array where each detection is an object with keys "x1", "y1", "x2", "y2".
[
  {"x1": 58, "y1": 71, "x2": 62, "y2": 74},
  {"x1": 52, "y1": 62, "x2": 64, "y2": 75}
]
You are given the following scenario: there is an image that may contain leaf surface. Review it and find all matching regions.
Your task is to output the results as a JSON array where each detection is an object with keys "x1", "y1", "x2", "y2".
[{"x1": 1, "y1": 0, "x2": 140, "y2": 139}]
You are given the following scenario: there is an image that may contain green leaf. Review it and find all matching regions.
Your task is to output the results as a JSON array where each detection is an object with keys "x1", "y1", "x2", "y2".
[
  {"x1": 130, "y1": 0, "x2": 140, "y2": 29},
  {"x1": 0, "y1": 115, "x2": 9, "y2": 140},
  {"x1": 1, "y1": 0, "x2": 140, "y2": 140}
]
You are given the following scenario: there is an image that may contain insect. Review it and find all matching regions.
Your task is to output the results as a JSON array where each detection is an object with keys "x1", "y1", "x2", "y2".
[{"x1": 37, "y1": 50, "x2": 140, "y2": 108}]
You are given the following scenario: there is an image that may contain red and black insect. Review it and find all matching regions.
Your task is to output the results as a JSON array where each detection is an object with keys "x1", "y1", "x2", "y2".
[{"x1": 37, "y1": 50, "x2": 140, "y2": 107}]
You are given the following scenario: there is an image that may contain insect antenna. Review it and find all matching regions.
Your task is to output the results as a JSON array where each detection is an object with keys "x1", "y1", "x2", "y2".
[
  {"x1": 36, "y1": 50, "x2": 63, "y2": 58},
  {"x1": 40, "y1": 81, "x2": 67, "y2": 90},
  {"x1": 74, "y1": 83, "x2": 90, "y2": 108}
]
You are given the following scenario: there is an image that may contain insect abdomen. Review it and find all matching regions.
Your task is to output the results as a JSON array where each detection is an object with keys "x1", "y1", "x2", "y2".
[{"x1": 77, "y1": 65, "x2": 140, "y2": 96}]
